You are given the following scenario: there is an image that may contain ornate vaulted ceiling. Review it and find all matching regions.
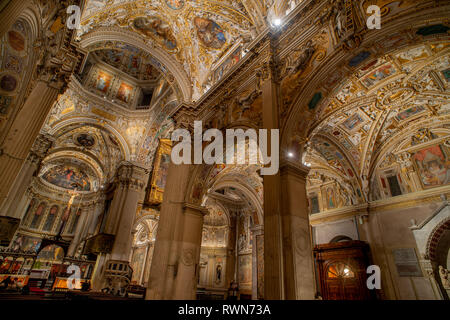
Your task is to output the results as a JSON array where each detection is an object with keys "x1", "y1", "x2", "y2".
[
  {"x1": 79, "y1": 0, "x2": 265, "y2": 99},
  {"x1": 304, "y1": 40, "x2": 450, "y2": 205}
]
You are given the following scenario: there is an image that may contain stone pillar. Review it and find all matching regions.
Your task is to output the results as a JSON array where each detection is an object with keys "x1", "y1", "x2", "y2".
[
  {"x1": 279, "y1": 160, "x2": 315, "y2": 299},
  {"x1": 251, "y1": 225, "x2": 264, "y2": 300},
  {"x1": 91, "y1": 163, "x2": 147, "y2": 292},
  {"x1": 105, "y1": 162, "x2": 147, "y2": 261},
  {"x1": 146, "y1": 160, "x2": 201, "y2": 299},
  {"x1": 0, "y1": 0, "x2": 31, "y2": 39},
  {"x1": 0, "y1": 81, "x2": 63, "y2": 211},
  {"x1": 259, "y1": 55, "x2": 285, "y2": 299},
  {"x1": 225, "y1": 213, "x2": 237, "y2": 287},
  {"x1": 0, "y1": 134, "x2": 53, "y2": 219},
  {"x1": 172, "y1": 203, "x2": 207, "y2": 299},
  {"x1": 68, "y1": 208, "x2": 90, "y2": 257},
  {"x1": 0, "y1": 8, "x2": 80, "y2": 212},
  {"x1": 258, "y1": 51, "x2": 315, "y2": 298}
]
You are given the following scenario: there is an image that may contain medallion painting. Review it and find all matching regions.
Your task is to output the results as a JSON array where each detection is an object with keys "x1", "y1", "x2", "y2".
[
  {"x1": 75, "y1": 133, "x2": 95, "y2": 148},
  {"x1": 116, "y1": 82, "x2": 133, "y2": 103},
  {"x1": 42, "y1": 165, "x2": 91, "y2": 191},
  {"x1": 194, "y1": 17, "x2": 226, "y2": 49},
  {"x1": 7, "y1": 31, "x2": 25, "y2": 52},
  {"x1": 0, "y1": 74, "x2": 18, "y2": 92},
  {"x1": 413, "y1": 144, "x2": 450, "y2": 189},
  {"x1": 165, "y1": 0, "x2": 185, "y2": 10},
  {"x1": 95, "y1": 71, "x2": 112, "y2": 93},
  {"x1": 146, "y1": 139, "x2": 172, "y2": 204},
  {"x1": 132, "y1": 17, "x2": 177, "y2": 51}
]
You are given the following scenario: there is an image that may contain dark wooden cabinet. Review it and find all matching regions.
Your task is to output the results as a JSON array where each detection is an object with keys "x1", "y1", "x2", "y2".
[{"x1": 314, "y1": 240, "x2": 376, "y2": 300}]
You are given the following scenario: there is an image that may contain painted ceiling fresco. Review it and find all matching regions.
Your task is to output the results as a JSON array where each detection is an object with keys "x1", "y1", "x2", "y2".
[
  {"x1": 79, "y1": 0, "x2": 260, "y2": 99},
  {"x1": 304, "y1": 38, "x2": 450, "y2": 210},
  {"x1": 41, "y1": 164, "x2": 92, "y2": 191},
  {"x1": 93, "y1": 46, "x2": 162, "y2": 81}
]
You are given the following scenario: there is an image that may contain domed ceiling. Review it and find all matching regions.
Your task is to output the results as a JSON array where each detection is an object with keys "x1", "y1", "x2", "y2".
[{"x1": 78, "y1": 0, "x2": 265, "y2": 99}]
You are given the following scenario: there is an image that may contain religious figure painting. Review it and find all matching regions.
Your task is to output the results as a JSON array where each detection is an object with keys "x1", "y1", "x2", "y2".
[
  {"x1": 326, "y1": 187, "x2": 336, "y2": 209},
  {"x1": 0, "y1": 95, "x2": 13, "y2": 115},
  {"x1": 214, "y1": 47, "x2": 241, "y2": 82},
  {"x1": 132, "y1": 17, "x2": 177, "y2": 51},
  {"x1": 361, "y1": 63, "x2": 396, "y2": 88},
  {"x1": 343, "y1": 113, "x2": 364, "y2": 131},
  {"x1": 413, "y1": 144, "x2": 450, "y2": 188},
  {"x1": 194, "y1": 17, "x2": 226, "y2": 49},
  {"x1": 395, "y1": 105, "x2": 425, "y2": 122},
  {"x1": 116, "y1": 82, "x2": 133, "y2": 103},
  {"x1": 146, "y1": 139, "x2": 172, "y2": 204},
  {"x1": 95, "y1": 71, "x2": 112, "y2": 93},
  {"x1": 42, "y1": 165, "x2": 91, "y2": 191}
]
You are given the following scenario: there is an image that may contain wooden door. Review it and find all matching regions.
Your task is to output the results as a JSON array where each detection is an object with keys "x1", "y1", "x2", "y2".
[{"x1": 314, "y1": 240, "x2": 376, "y2": 300}]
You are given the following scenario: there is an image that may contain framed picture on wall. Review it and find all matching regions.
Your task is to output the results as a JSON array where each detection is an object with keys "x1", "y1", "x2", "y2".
[{"x1": 146, "y1": 139, "x2": 172, "y2": 205}]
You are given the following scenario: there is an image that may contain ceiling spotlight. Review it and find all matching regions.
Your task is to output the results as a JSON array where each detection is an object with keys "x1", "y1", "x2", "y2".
[
  {"x1": 273, "y1": 18, "x2": 282, "y2": 26},
  {"x1": 288, "y1": 152, "x2": 294, "y2": 158}
]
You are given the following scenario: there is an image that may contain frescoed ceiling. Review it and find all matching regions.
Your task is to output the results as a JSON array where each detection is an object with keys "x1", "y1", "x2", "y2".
[
  {"x1": 92, "y1": 46, "x2": 162, "y2": 82},
  {"x1": 304, "y1": 39, "x2": 450, "y2": 205},
  {"x1": 41, "y1": 123, "x2": 125, "y2": 190},
  {"x1": 78, "y1": 0, "x2": 265, "y2": 99}
]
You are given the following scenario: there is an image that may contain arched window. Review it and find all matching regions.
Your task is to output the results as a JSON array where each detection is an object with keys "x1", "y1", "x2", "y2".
[
  {"x1": 42, "y1": 205, "x2": 59, "y2": 232},
  {"x1": 29, "y1": 203, "x2": 46, "y2": 229},
  {"x1": 327, "y1": 262, "x2": 355, "y2": 279}
]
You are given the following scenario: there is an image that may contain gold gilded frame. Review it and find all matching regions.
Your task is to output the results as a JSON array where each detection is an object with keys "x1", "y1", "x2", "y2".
[{"x1": 147, "y1": 139, "x2": 172, "y2": 204}]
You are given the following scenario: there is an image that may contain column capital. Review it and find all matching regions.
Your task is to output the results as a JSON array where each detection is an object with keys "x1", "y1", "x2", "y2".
[
  {"x1": 183, "y1": 203, "x2": 209, "y2": 217},
  {"x1": 280, "y1": 159, "x2": 310, "y2": 180},
  {"x1": 116, "y1": 162, "x2": 149, "y2": 191},
  {"x1": 251, "y1": 224, "x2": 264, "y2": 235}
]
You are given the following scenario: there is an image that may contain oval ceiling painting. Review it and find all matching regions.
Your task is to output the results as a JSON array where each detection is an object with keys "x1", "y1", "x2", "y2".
[
  {"x1": 165, "y1": 0, "x2": 185, "y2": 10},
  {"x1": 194, "y1": 17, "x2": 226, "y2": 49},
  {"x1": 42, "y1": 165, "x2": 91, "y2": 191},
  {"x1": 75, "y1": 133, "x2": 96, "y2": 148},
  {"x1": 8, "y1": 30, "x2": 25, "y2": 52}
]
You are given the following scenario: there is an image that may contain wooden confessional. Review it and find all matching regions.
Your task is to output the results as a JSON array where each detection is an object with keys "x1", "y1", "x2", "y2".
[{"x1": 314, "y1": 240, "x2": 377, "y2": 300}]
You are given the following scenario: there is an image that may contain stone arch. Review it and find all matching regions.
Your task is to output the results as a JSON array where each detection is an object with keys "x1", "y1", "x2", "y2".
[
  {"x1": 48, "y1": 117, "x2": 131, "y2": 161},
  {"x1": 425, "y1": 217, "x2": 450, "y2": 262}
]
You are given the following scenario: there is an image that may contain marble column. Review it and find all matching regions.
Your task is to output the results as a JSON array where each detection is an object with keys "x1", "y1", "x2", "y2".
[
  {"x1": 146, "y1": 160, "x2": 206, "y2": 300},
  {"x1": 172, "y1": 203, "x2": 207, "y2": 299},
  {"x1": 0, "y1": 81, "x2": 63, "y2": 211},
  {"x1": 279, "y1": 160, "x2": 315, "y2": 299},
  {"x1": 105, "y1": 162, "x2": 147, "y2": 261},
  {"x1": 68, "y1": 208, "x2": 90, "y2": 257},
  {"x1": 225, "y1": 213, "x2": 237, "y2": 287},
  {"x1": 0, "y1": 0, "x2": 31, "y2": 39},
  {"x1": 259, "y1": 57, "x2": 285, "y2": 299},
  {"x1": 251, "y1": 225, "x2": 264, "y2": 300},
  {"x1": 259, "y1": 54, "x2": 315, "y2": 299},
  {"x1": 90, "y1": 163, "x2": 147, "y2": 291},
  {"x1": 0, "y1": 134, "x2": 53, "y2": 219}
]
